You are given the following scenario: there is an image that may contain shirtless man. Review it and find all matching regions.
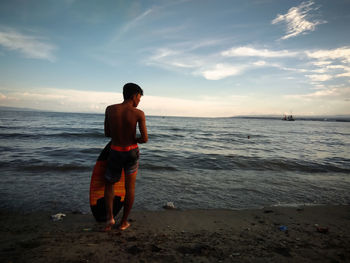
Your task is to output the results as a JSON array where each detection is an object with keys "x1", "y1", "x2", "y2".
[{"x1": 104, "y1": 83, "x2": 148, "y2": 230}]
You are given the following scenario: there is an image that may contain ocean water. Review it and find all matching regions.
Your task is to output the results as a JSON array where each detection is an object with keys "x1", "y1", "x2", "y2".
[{"x1": 0, "y1": 109, "x2": 349, "y2": 213}]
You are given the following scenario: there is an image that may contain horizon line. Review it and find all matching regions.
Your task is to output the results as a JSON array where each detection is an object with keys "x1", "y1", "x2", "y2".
[{"x1": 1, "y1": 106, "x2": 350, "y2": 120}]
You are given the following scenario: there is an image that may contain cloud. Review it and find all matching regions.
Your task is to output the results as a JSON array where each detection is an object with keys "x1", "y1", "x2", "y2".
[
  {"x1": 149, "y1": 48, "x2": 245, "y2": 80},
  {"x1": 337, "y1": 71, "x2": 350, "y2": 78},
  {"x1": 147, "y1": 45, "x2": 291, "y2": 80},
  {"x1": 305, "y1": 47, "x2": 350, "y2": 81},
  {"x1": 286, "y1": 87, "x2": 350, "y2": 100},
  {"x1": 253, "y1": 61, "x2": 267, "y2": 66},
  {"x1": 0, "y1": 87, "x2": 249, "y2": 117},
  {"x1": 0, "y1": 28, "x2": 56, "y2": 61},
  {"x1": 151, "y1": 48, "x2": 179, "y2": 60},
  {"x1": 147, "y1": 47, "x2": 203, "y2": 71},
  {"x1": 306, "y1": 47, "x2": 350, "y2": 63},
  {"x1": 143, "y1": 94, "x2": 238, "y2": 117},
  {"x1": 284, "y1": 87, "x2": 350, "y2": 115},
  {"x1": 306, "y1": 74, "x2": 333, "y2": 82},
  {"x1": 147, "y1": 42, "x2": 350, "y2": 85},
  {"x1": 2, "y1": 86, "x2": 348, "y2": 117},
  {"x1": 0, "y1": 88, "x2": 121, "y2": 112},
  {"x1": 272, "y1": 1, "x2": 326, "y2": 40},
  {"x1": 221, "y1": 46, "x2": 299, "y2": 57},
  {"x1": 120, "y1": 9, "x2": 153, "y2": 34},
  {"x1": 196, "y1": 64, "x2": 244, "y2": 80},
  {"x1": 311, "y1": 61, "x2": 332, "y2": 67}
]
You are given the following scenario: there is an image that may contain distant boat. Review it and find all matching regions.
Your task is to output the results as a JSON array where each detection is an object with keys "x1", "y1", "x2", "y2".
[{"x1": 282, "y1": 114, "x2": 295, "y2": 121}]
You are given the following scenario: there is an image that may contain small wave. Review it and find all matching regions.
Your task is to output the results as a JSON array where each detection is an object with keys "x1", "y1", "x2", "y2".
[
  {"x1": 2, "y1": 159, "x2": 91, "y2": 173},
  {"x1": 159, "y1": 152, "x2": 350, "y2": 173},
  {"x1": 24, "y1": 163, "x2": 90, "y2": 173},
  {"x1": 23, "y1": 164, "x2": 92, "y2": 172},
  {"x1": 80, "y1": 148, "x2": 102, "y2": 154},
  {"x1": 0, "y1": 125, "x2": 21, "y2": 130},
  {"x1": 57, "y1": 132, "x2": 104, "y2": 139},
  {"x1": 0, "y1": 131, "x2": 104, "y2": 140},
  {"x1": 224, "y1": 155, "x2": 350, "y2": 173},
  {"x1": 271, "y1": 202, "x2": 323, "y2": 208},
  {"x1": 0, "y1": 146, "x2": 13, "y2": 152},
  {"x1": 140, "y1": 163, "x2": 179, "y2": 171},
  {"x1": 0, "y1": 133, "x2": 38, "y2": 139},
  {"x1": 26, "y1": 164, "x2": 90, "y2": 172},
  {"x1": 149, "y1": 134, "x2": 185, "y2": 140},
  {"x1": 42, "y1": 148, "x2": 100, "y2": 159},
  {"x1": 169, "y1": 127, "x2": 183, "y2": 132}
]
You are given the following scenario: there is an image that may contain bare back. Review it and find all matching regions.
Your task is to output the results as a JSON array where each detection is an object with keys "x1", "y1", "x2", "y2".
[{"x1": 104, "y1": 103, "x2": 147, "y2": 147}]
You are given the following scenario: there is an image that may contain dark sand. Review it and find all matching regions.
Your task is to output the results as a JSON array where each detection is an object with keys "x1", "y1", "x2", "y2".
[{"x1": 1, "y1": 205, "x2": 349, "y2": 262}]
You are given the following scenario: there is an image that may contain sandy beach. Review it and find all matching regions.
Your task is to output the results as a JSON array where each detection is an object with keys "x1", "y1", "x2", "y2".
[{"x1": 0, "y1": 205, "x2": 349, "y2": 262}]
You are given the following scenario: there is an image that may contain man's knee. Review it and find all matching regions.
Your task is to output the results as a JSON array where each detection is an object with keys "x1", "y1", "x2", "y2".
[
  {"x1": 125, "y1": 187, "x2": 135, "y2": 197},
  {"x1": 125, "y1": 174, "x2": 136, "y2": 186}
]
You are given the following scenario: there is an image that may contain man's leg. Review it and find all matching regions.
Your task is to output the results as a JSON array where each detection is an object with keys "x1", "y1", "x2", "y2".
[
  {"x1": 120, "y1": 172, "x2": 137, "y2": 230},
  {"x1": 104, "y1": 181, "x2": 115, "y2": 229}
]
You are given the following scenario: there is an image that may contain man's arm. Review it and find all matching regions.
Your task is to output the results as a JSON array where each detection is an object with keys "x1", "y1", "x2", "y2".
[
  {"x1": 136, "y1": 111, "x2": 148, "y2": 143},
  {"x1": 104, "y1": 107, "x2": 111, "y2": 137}
]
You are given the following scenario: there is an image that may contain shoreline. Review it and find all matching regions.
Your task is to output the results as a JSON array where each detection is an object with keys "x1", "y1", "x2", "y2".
[{"x1": 1, "y1": 205, "x2": 349, "y2": 262}]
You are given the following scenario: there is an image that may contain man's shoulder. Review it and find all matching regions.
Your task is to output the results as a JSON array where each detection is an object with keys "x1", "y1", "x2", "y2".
[
  {"x1": 106, "y1": 103, "x2": 121, "y2": 111},
  {"x1": 135, "y1": 108, "x2": 145, "y2": 116}
]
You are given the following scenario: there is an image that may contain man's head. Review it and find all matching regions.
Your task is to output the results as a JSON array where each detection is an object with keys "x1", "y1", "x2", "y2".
[{"x1": 123, "y1": 83, "x2": 143, "y2": 101}]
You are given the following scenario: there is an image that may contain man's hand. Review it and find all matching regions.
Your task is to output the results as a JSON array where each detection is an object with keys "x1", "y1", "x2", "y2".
[{"x1": 137, "y1": 111, "x2": 148, "y2": 143}]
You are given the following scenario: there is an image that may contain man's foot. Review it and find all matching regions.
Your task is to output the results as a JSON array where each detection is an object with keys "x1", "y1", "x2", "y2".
[
  {"x1": 119, "y1": 221, "x2": 130, "y2": 231},
  {"x1": 103, "y1": 218, "x2": 115, "y2": 232}
]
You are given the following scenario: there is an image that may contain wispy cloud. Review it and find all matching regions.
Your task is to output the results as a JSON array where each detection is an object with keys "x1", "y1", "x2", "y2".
[
  {"x1": 272, "y1": 1, "x2": 326, "y2": 40},
  {"x1": 311, "y1": 61, "x2": 332, "y2": 67},
  {"x1": 148, "y1": 47, "x2": 246, "y2": 80},
  {"x1": 120, "y1": 9, "x2": 153, "y2": 35},
  {"x1": 2, "y1": 86, "x2": 348, "y2": 116},
  {"x1": 287, "y1": 86, "x2": 350, "y2": 100},
  {"x1": 306, "y1": 74, "x2": 333, "y2": 82},
  {"x1": 0, "y1": 87, "x2": 250, "y2": 117},
  {"x1": 0, "y1": 88, "x2": 122, "y2": 113},
  {"x1": 305, "y1": 47, "x2": 350, "y2": 82},
  {"x1": 107, "y1": 8, "x2": 155, "y2": 47},
  {"x1": 336, "y1": 69, "x2": 350, "y2": 78},
  {"x1": 147, "y1": 47, "x2": 203, "y2": 71},
  {"x1": 147, "y1": 45, "x2": 303, "y2": 80},
  {"x1": 196, "y1": 64, "x2": 245, "y2": 80},
  {"x1": 0, "y1": 28, "x2": 56, "y2": 61},
  {"x1": 253, "y1": 61, "x2": 267, "y2": 66},
  {"x1": 306, "y1": 47, "x2": 350, "y2": 62},
  {"x1": 147, "y1": 41, "x2": 350, "y2": 87},
  {"x1": 221, "y1": 46, "x2": 299, "y2": 57}
]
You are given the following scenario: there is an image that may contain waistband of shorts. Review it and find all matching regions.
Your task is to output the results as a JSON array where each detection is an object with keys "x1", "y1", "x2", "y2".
[{"x1": 110, "y1": 144, "x2": 138, "y2": 152}]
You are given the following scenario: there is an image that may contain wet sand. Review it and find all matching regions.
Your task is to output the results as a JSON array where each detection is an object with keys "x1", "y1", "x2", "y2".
[{"x1": 1, "y1": 205, "x2": 349, "y2": 262}]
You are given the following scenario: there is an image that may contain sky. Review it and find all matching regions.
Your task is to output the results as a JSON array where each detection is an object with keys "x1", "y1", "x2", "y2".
[{"x1": 0, "y1": 0, "x2": 350, "y2": 117}]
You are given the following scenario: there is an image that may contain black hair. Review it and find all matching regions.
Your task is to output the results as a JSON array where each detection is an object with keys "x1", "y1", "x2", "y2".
[{"x1": 123, "y1": 83, "x2": 143, "y2": 100}]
